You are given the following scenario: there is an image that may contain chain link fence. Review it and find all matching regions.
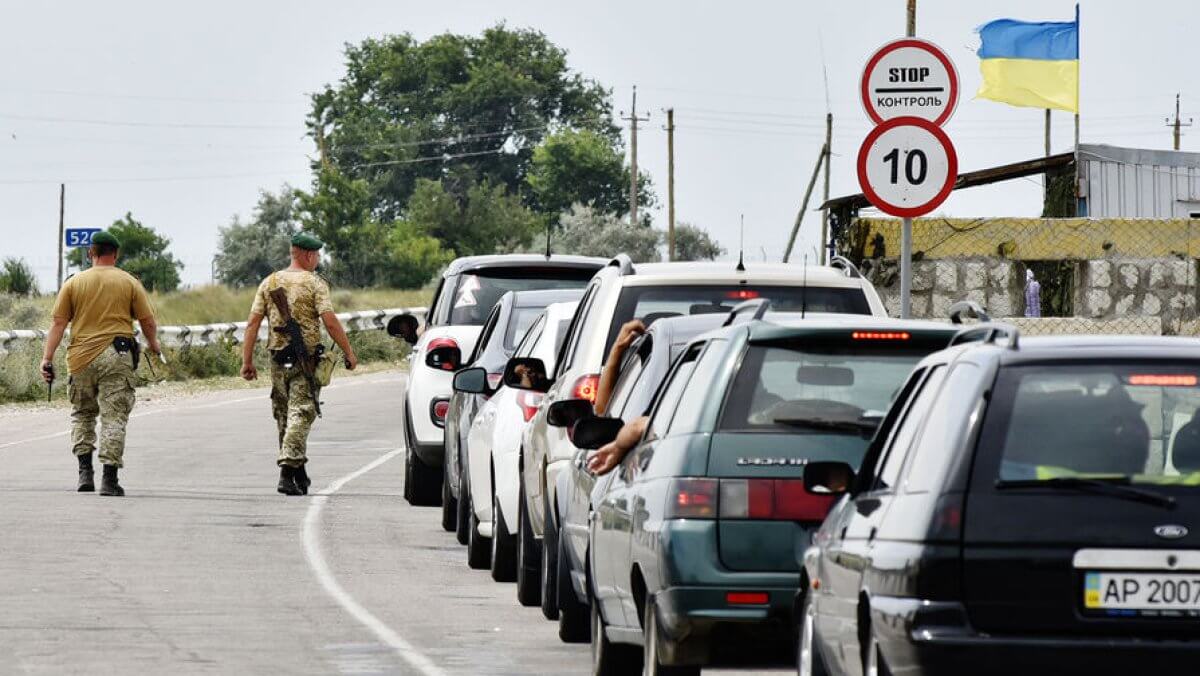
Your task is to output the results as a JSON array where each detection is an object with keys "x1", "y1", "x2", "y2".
[{"x1": 838, "y1": 216, "x2": 1200, "y2": 336}]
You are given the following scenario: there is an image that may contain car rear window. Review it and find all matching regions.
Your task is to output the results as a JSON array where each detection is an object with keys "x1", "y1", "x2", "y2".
[
  {"x1": 504, "y1": 307, "x2": 545, "y2": 351},
  {"x1": 989, "y1": 364, "x2": 1200, "y2": 484},
  {"x1": 605, "y1": 284, "x2": 870, "y2": 352},
  {"x1": 719, "y1": 344, "x2": 932, "y2": 434},
  {"x1": 449, "y1": 269, "x2": 593, "y2": 326}
]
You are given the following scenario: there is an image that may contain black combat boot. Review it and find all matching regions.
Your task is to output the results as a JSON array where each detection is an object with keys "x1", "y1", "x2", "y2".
[
  {"x1": 98, "y1": 465, "x2": 124, "y2": 497},
  {"x1": 295, "y1": 465, "x2": 311, "y2": 495},
  {"x1": 277, "y1": 465, "x2": 303, "y2": 496},
  {"x1": 77, "y1": 454, "x2": 95, "y2": 493}
]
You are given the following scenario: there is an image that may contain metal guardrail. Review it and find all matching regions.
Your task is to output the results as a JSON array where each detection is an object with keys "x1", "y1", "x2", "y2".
[{"x1": 0, "y1": 307, "x2": 428, "y2": 353}]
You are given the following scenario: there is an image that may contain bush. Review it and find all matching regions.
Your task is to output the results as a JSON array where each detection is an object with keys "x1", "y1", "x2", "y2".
[{"x1": 0, "y1": 258, "x2": 37, "y2": 296}]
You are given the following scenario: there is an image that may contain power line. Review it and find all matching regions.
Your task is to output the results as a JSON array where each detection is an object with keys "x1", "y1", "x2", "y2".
[
  {"x1": 0, "y1": 112, "x2": 299, "y2": 130},
  {"x1": 350, "y1": 148, "x2": 506, "y2": 169}
]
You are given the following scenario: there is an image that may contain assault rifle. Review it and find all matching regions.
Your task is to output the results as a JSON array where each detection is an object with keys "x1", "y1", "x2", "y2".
[{"x1": 268, "y1": 287, "x2": 322, "y2": 417}]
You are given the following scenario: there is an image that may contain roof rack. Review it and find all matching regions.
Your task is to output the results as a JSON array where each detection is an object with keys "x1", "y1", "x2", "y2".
[
  {"x1": 608, "y1": 254, "x2": 635, "y2": 275},
  {"x1": 828, "y1": 255, "x2": 862, "y2": 279},
  {"x1": 946, "y1": 300, "x2": 1019, "y2": 349},
  {"x1": 723, "y1": 299, "x2": 772, "y2": 327}
]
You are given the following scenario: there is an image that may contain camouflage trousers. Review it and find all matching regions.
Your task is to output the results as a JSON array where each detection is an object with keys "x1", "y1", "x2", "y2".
[
  {"x1": 270, "y1": 363, "x2": 318, "y2": 468},
  {"x1": 70, "y1": 346, "x2": 138, "y2": 467}
]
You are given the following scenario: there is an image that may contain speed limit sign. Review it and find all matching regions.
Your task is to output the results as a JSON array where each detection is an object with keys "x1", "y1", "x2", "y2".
[{"x1": 856, "y1": 116, "x2": 957, "y2": 218}]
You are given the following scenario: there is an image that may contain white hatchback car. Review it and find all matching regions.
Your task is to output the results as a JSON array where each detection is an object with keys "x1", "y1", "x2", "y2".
[
  {"x1": 508, "y1": 255, "x2": 887, "y2": 602},
  {"x1": 452, "y1": 300, "x2": 579, "y2": 583},
  {"x1": 387, "y1": 254, "x2": 605, "y2": 506}
]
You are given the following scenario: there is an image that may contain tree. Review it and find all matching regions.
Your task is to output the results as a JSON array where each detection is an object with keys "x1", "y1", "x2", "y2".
[
  {"x1": 307, "y1": 26, "x2": 621, "y2": 221},
  {"x1": 214, "y1": 185, "x2": 300, "y2": 287},
  {"x1": 673, "y1": 222, "x2": 725, "y2": 261},
  {"x1": 68, "y1": 213, "x2": 183, "y2": 292},
  {"x1": 405, "y1": 178, "x2": 541, "y2": 256},
  {"x1": 550, "y1": 205, "x2": 661, "y2": 263},
  {"x1": 526, "y1": 129, "x2": 653, "y2": 220},
  {"x1": 0, "y1": 258, "x2": 36, "y2": 295}
]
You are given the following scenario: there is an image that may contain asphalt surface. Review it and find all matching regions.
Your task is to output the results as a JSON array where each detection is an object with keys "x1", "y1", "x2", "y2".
[{"x1": 0, "y1": 371, "x2": 786, "y2": 675}]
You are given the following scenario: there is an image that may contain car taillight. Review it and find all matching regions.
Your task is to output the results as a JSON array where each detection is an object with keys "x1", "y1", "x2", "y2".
[
  {"x1": 664, "y1": 478, "x2": 719, "y2": 519},
  {"x1": 1127, "y1": 374, "x2": 1198, "y2": 387},
  {"x1": 719, "y1": 479, "x2": 836, "y2": 522},
  {"x1": 516, "y1": 391, "x2": 542, "y2": 423},
  {"x1": 430, "y1": 398, "x2": 450, "y2": 427},
  {"x1": 487, "y1": 372, "x2": 504, "y2": 389},
  {"x1": 726, "y1": 592, "x2": 769, "y2": 605},
  {"x1": 852, "y1": 331, "x2": 910, "y2": 340},
  {"x1": 572, "y1": 374, "x2": 600, "y2": 403},
  {"x1": 725, "y1": 289, "x2": 760, "y2": 300}
]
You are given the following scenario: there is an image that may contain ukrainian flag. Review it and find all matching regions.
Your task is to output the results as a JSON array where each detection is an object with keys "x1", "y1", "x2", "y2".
[{"x1": 976, "y1": 6, "x2": 1079, "y2": 113}]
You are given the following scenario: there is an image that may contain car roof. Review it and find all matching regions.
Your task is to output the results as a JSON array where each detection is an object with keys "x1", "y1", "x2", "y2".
[
  {"x1": 442, "y1": 254, "x2": 607, "y2": 277},
  {"x1": 645, "y1": 313, "x2": 731, "y2": 344},
  {"x1": 510, "y1": 288, "x2": 586, "y2": 308},
  {"x1": 995, "y1": 334, "x2": 1200, "y2": 366},
  {"x1": 608, "y1": 261, "x2": 865, "y2": 289}
]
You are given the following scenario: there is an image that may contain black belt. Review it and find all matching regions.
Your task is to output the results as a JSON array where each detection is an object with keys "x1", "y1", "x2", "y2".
[{"x1": 112, "y1": 336, "x2": 140, "y2": 370}]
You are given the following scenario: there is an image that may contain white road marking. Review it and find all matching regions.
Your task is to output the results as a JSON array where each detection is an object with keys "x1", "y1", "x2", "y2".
[{"x1": 302, "y1": 449, "x2": 448, "y2": 676}]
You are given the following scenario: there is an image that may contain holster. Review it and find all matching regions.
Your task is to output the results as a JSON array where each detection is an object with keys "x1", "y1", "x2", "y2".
[{"x1": 113, "y1": 336, "x2": 140, "y2": 371}]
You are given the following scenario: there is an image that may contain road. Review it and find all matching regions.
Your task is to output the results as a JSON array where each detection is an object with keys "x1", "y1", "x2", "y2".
[{"x1": 0, "y1": 371, "x2": 787, "y2": 675}]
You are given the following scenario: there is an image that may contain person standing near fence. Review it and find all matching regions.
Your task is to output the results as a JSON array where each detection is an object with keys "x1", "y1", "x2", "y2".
[
  {"x1": 1024, "y1": 269, "x2": 1042, "y2": 318},
  {"x1": 240, "y1": 233, "x2": 358, "y2": 496},
  {"x1": 40, "y1": 230, "x2": 160, "y2": 497}
]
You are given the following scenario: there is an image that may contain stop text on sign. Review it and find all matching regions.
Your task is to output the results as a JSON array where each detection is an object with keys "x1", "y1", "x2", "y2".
[{"x1": 861, "y1": 38, "x2": 959, "y2": 126}]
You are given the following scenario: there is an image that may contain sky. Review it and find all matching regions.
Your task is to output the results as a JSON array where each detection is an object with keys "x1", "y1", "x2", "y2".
[{"x1": 1, "y1": 0, "x2": 1193, "y2": 291}]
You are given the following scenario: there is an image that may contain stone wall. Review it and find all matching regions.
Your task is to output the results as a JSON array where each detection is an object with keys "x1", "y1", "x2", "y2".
[{"x1": 862, "y1": 255, "x2": 1198, "y2": 333}]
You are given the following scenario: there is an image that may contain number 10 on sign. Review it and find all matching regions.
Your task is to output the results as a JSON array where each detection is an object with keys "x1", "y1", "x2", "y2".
[{"x1": 857, "y1": 116, "x2": 957, "y2": 218}]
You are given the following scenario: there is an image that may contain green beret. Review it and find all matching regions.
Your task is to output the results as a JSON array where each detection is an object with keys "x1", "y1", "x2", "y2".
[
  {"x1": 291, "y1": 233, "x2": 324, "y2": 251},
  {"x1": 92, "y1": 231, "x2": 121, "y2": 248}
]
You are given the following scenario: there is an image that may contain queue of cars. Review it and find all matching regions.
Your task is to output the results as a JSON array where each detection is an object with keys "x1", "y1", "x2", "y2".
[{"x1": 388, "y1": 253, "x2": 1200, "y2": 675}]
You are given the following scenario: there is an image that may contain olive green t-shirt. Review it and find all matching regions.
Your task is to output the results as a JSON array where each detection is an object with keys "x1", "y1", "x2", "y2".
[
  {"x1": 250, "y1": 270, "x2": 334, "y2": 352},
  {"x1": 52, "y1": 266, "x2": 155, "y2": 374}
]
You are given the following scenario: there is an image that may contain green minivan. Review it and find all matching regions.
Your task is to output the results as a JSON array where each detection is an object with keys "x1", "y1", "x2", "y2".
[{"x1": 578, "y1": 309, "x2": 961, "y2": 674}]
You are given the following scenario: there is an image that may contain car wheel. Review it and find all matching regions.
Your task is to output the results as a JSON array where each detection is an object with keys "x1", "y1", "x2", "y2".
[
  {"x1": 403, "y1": 405, "x2": 442, "y2": 507},
  {"x1": 455, "y1": 467, "x2": 471, "y2": 545},
  {"x1": 644, "y1": 596, "x2": 699, "y2": 676},
  {"x1": 490, "y1": 488, "x2": 517, "y2": 582},
  {"x1": 540, "y1": 494, "x2": 560, "y2": 620},
  {"x1": 466, "y1": 492, "x2": 491, "y2": 570},
  {"x1": 557, "y1": 539, "x2": 590, "y2": 643},
  {"x1": 440, "y1": 458, "x2": 457, "y2": 532},
  {"x1": 516, "y1": 483, "x2": 543, "y2": 606},
  {"x1": 590, "y1": 595, "x2": 641, "y2": 676},
  {"x1": 797, "y1": 593, "x2": 829, "y2": 676},
  {"x1": 864, "y1": 630, "x2": 892, "y2": 676}
]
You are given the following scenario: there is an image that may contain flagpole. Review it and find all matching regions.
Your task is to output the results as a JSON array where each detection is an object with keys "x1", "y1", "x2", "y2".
[{"x1": 1073, "y1": 2, "x2": 1081, "y2": 215}]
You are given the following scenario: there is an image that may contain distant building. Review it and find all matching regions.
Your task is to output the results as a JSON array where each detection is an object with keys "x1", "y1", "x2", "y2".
[{"x1": 1079, "y1": 144, "x2": 1200, "y2": 218}]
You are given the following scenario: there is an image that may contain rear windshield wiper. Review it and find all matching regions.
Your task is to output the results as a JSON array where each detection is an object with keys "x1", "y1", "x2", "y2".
[
  {"x1": 772, "y1": 417, "x2": 877, "y2": 436},
  {"x1": 995, "y1": 477, "x2": 1176, "y2": 510}
]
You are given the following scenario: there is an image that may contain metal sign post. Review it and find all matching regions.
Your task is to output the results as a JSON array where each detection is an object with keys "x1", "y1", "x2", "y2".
[{"x1": 860, "y1": 37, "x2": 959, "y2": 318}]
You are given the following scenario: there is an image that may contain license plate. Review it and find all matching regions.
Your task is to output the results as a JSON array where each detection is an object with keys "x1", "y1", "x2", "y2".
[{"x1": 1084, "y1": 572, "x2": 1200, "y2": 617}]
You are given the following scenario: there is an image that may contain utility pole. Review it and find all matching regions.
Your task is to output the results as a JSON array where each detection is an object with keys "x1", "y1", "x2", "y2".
[
  {"x1": 621, "y1": 87, "x2": 650, "y2": 226},
  {"x1": 1166, "y1": 93, "x2": 1193, "y2": 151},
  {"x1": 900, "y1": 0, "x2": 916, "y2": 317},
  {"x1": 665, "y1": 108, "x2": 676, "y2": 260},
  {"x1": 907, "y1": 0, "x2": 916, "y2": 36},
  {"x1": 56, "y1": 184, "x2": 65, "y2": 291},
  {"x1": 819, "y1": 113, "x2": 832, "y2": 265},
  {"x1": 783, "y1": 142, "x2": 828, "y2": 263}
]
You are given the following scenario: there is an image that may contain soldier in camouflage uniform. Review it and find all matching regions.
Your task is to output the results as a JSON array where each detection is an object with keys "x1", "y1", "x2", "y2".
[
  {"x1": 241, "y1": 233, "x2": 358, "y2": 495},
  {"x1": 41, "y1": 230, "x2": 161, "y2": 497}
]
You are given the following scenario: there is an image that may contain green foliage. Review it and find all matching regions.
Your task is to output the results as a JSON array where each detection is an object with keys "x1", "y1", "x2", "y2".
[
  {"x1": 309, "y1": 25, "x2": 617, "y2": 221},
  {"x1": 0, "y1": 258, "x2": 37, "y2": 295},
  {"x1": 68, "y1": 213, "x2": 183, "y2": 292},
  {"x1": 526, "y1": 129, "x2": 653, "y2": 219},
  {"x1": 551, "y1": 205, "x2": 661, "y2": 263},
  {"x1": 215, "y1": 185, "x2": 300, "y2": 287},
  {"x1": 672, "y1": 222, "x2": 725, "y2": 261},
  {"x1": 405, "y1": 178, "x2": 541, "y2": 256}
]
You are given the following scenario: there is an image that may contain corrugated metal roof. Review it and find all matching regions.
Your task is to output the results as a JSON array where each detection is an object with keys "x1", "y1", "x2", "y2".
[{"x1": 1079, "y1": 144, "x2": 1200, "y2": 219}]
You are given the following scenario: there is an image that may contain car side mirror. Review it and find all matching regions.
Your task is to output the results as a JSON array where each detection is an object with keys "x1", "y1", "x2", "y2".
[
  {"x1": 452, "y1": 367, "x2": 489, "y2": 394},
  {"x1": 425, "y1": 343, "x2": 462, "y2": 371},
  {"x1": 804, "y1": 461, "x2": 855, "y2": 496},
  {"x1": 547, "y1": 399, "x2": 594, "y2": 428},
  {"x1": 503, "y1": 357, "x2": 552, "y2": 393},
  {"x1": 571, "y1": 416, "x2": 624, "y2": 450},
  {"x1": 386, "y1": 314, "x2": 420, "y2": 345}
]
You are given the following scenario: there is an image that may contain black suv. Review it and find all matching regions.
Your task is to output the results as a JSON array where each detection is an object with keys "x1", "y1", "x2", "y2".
[{"x1": 800, "y1": 328, "x2": 1200, "y2": 676}]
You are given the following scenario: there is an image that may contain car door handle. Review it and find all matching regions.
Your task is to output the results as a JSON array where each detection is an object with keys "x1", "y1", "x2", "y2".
[{"x1": 868, "y1": 527, "x2": 877, "y2": 541}]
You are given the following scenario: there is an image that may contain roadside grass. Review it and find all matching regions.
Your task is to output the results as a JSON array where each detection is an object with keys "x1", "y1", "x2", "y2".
[{"x1": 0, "y1": 286, "x2": 423, "y2": 404}]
